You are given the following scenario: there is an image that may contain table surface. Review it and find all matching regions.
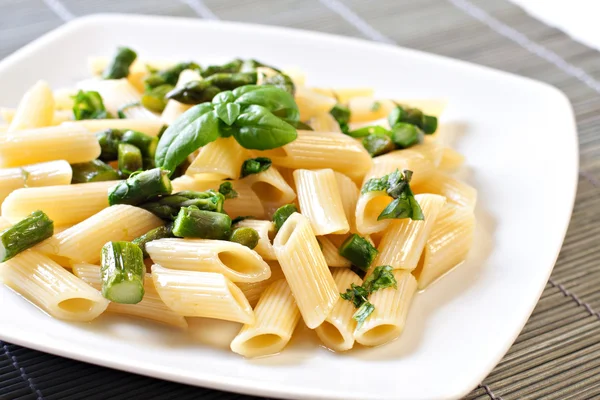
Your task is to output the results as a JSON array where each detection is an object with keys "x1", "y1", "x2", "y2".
[{"x1": 2, "y1": 0, "x2": 600, "y2": 399}]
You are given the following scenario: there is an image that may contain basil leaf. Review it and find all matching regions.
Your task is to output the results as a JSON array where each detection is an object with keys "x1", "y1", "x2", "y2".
[
  {"x1": 338, "y1": 234, "x2": 378, "y2": 271},
  {"x1": 233, "y1": 85, "x2": 300, "y2": 123},
  {"x1": 240, "y1": 157, "x2": 272, "y2": 178},
  {"x1": 363, "y1": 265, "x2": 397, "y2": 293},
  {"x1": 261, "y1": 71, "x2": 295, "y2": 94},
  {"x1": 212, "y1": 90, "x2": 236, "y2": 105},
  {"x1": 353, "y1": 300, "x2": 375, "y2": 327},
  {"x1": 72, "y1": 90, "x2": 111, "y2": 120},
  {"x1": 155, "y1": 103, "x2": 220, "y2": 175},
  {"x1": 214, "y1": 103, "x2": 241, "y2": 126},
  {"x1": 340, "y1": 283, "x2": 369, "y2": 308},
  {"x1": 329, "y1": 104, "x2": 351, "y2": 134},
  {"x1": 233, "y1": 105, "x2": 297, "y2": 150}
]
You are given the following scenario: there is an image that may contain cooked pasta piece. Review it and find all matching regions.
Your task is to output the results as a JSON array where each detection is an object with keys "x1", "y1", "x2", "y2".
[
  {"x1": 72, "y1": 263, "x2": 187, "y2": 328},
  {"x1": 256, "y1": 131, "x2": 372, "y2": 181},
  {"x1": 294, "y1": 86, "x2": 337, "y2": 121},
  {"x1": 1, "y1": 108, "x2": 72, "y2": 126},
  {"x1": 161, "y1": 69, "x2": 202, "y2": 124},
  {"x1": 35, "y1": 205, "x2": 162, "y2": 264},
  {"x1": 0, "y1": 160, "x2": 72, "y2": 205},
  {"x1": 355, "y1": 190, "x2": 393, "y2": 235},
  {"x1": 2, "y1": 180, "x2": 118, "y2": 226},
  {"x1": 88, "y1": 56, "x2": 175, "y2": 76},
  {"x1": 348, "y1": 98, "x2": 394, "y2": 123},
  {"x1": 410, "y1": 140, "x2": 444, "y2": 167},
  {"x1": 230, "y1": 279, "x2": 300, "y2": 357},
  {"x1": 282, "y1": 67, "x2": 305, "y2": 87},
  {"x1": 171, "y1": 176, "x2": 266, "y2": 219},
  {"x1": 8, "y1": 80, "x2": 55, "y2": 132},
  {"x1": 242, "y1": 166, "x2": 296, "y2": 214},
  {"x1": 236, "y1": 261, "x2": 284, "y2": 307},
  {"x1": 310, "y1": 87, "x2": 374, "y2": 104},
  {"x1": 294, "y1": 169, "x2": 349, "y2": 235},
  {"x1": 186, "y1": 137, "x2": 250, "y2": 179},
  {"x1": 62, "y1": 119, "x2": 165, "y2": 136},
  {"x1": 235, "y1": 219, "x2": 276, "y2": 260},
  {"x1": 414, "y1": 205, "x2": 475, "y2": 289},
  {"x1": 318, "y1": 235, "x2": 351, "y2": 267},
  {"x1": 0, "y1": 125, "x2": 100, "y2": 168},
  {"x1": 308, "y1": 112, "x2": 342, "y2": 132},
  {"x1": 412, "y1": 171, "x2": 477, "y2": 210},
  {"x1": 53, "y1": 87, "x2": 76, "y2": 110},
  {"x1": 145, "y1": 238, "x2": 271, "y2": 283},
  {"x1": 0, "y1": 216, "x2": 12, "y2": 230},
  {"x1": 354, "y1": 270, "x2": 417, "y2": 347},
  {"x1": 151, "y1": 264, "x2": 254, "y2": 324},
  {"x1": 362, "y1": 149, "x2": 434, "y2": 187},
  {"x1": 315, "y1": 268, "x2": 362, "y2": 351},
  {"x1": 0, "y1": 250, "x2": 108, "y2": 321},
  {"x1": 374, "y1": 194, "x2": 446, "y2": 271},
  {"x1": 438, "y1": 147, "x2": 466, "y2": 172},
  {"x1": 334, "y1": 172, "x2": 359, "y2": 233},
  {"x1": 273, "y1": 212, "x2": 338, "y2": 328}
]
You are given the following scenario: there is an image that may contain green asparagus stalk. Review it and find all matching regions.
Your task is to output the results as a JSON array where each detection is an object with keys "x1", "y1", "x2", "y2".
[
  {"x1": 172, "y1": 206, "x2": 232, "y2": 239},
  {"x1": 108, "y1": 168, "x2": 172, "y2": 206},
  {"x1": 141, "y1": 84, "x2": 174, "y2": 113},
  {"x1": 71, "y1": 159, "x2": 119, "y2": 183},
  {"x1": 422, "y1": 115, "x2": 438, "y2": 134},
  {"x1": 229, "y1": 227, "x2": 259, "y2": 249},
  {"x1": 0, "y1": 211, "x2": 53, "y2": 262},
  {"x1": 390, "y1": 123, "x2": 423, "y2": 149},
  {"x1": 338, "y1": 234, "x2": 378, "y2": 272},
  {"x1": 205, "y1": 72, "x2": 257, "y2": 90},
  {"x1": 101, "y1": 241, "x2": 145, "y2": 304},
  {"x1": 144, "y1": 61, "x2": 201, "y2": 89},
  {"x1": 141, "y1": 190, "x2": 225, "y2": 220},
  {"x1": 118, "y1": 143, "x2": 143, "y2": 176},
  {"x1": 96, "y1": 129, "x2": 125, "y2": 161},
  {"x1": 362, "y1": 134, "x2": 395, "y2": 157},
  {"x1": 132, "y1": 223, "x2": 174, "y2": 258},
  {"x1": 102, "y1": 47, "x2": 137, "y2": 79},
  {"x1": 121, "y1": 130, "x2": 159, "y2": 158},
  {"x1": 202, "y1": 59, "x2": 243, "y2": 77},
  {"x1": 165, "y1": 80, "x2": 221, "y2": 104}
]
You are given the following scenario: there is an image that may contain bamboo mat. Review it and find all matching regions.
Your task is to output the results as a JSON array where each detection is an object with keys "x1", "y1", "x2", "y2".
[{"x1": 1, "y1": 0, "x2": 600, "y2": 399}]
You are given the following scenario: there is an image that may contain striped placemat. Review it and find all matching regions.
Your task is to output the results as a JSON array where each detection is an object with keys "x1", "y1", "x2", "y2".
[{"x1": 2, "y1": 0, "x2": 600, "y2": 399}]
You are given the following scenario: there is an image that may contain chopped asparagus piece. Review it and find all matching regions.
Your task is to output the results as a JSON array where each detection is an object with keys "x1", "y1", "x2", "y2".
[{"x1": 101, "y1": 241, "x2": 145, "y2": 304}]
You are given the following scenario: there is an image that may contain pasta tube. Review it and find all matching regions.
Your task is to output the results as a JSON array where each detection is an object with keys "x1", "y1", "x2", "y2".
[
  {"x1": 63, "y1": 119, "x2": 165, "y2": 136},
  {"x1": 161, "y1": 69, "x2": 201, "y2": 124},
  {"x1": 236, "y1": 261, "x2": 284, "y2": 307},
  {"x1": 0, "y1": 160, "x2": 72, "y2": 205},
  {"x1": 235, "y1": 219, "x2": 276, "y2": 260},
  {"x1": 8, "y1": 80, "x2": 55, "y2": 132},
  {"x1": 186, "y1": 137, "x2": 251, "y2": 179}
]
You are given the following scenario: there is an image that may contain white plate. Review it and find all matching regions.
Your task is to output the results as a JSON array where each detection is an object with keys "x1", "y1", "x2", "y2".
[{"x1": 0, "y1": 14, "x2": 577, "y2": 400}]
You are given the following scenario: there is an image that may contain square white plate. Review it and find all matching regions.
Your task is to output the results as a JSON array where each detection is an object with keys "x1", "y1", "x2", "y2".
[{"x1": 0, "y1": 14, "x2": 578, "y2": 400}]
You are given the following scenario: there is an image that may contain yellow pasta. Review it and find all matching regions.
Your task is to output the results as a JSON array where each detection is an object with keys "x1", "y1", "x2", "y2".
[
  {"x1": 242, "y1": 166, "x2": 296, "y2": 214},
  {"x1": 62, "y1": 119, "x2": 165, "y2": 136},
  {"x1": 310, "y1": 87, "x2": 374, "y2": 104},
  {"x1": 355, "y1": 190, "x2": 393, "y2": 235},
  {"x1": 8, "y1": 80, "x2": 55, "y2": 132},
  {"x1": 348, "y1": 97, "x2": 394, "y2": 123},
  {"x1": 273, "y1": 212, "x2": 338, "y2": 329},
  {"x1": 334, "y1": 172, "x2": 359, "y2": 232},
  {"x1": 315, "y1": 268, "x2": 362, "y2": 351},
  {"x1": 1, "y1": 107, "x2": 72, "y2": 126},
  {"x1": 354, "y1": 270, "x2": 417, "y2": 347},
  {"x1": 256, "y1": 131, "x2": 372, "y2": 181},
  {"x1": 145, "y1": 238, "x2": 271, "y2": 283},
  {"x1": 186, "y1": 137, "x2": 251, "y2": 179},
  {"x1": 308, "y1": 112, "x2": 342, "y2": 132},
  {"x1": 294, "y1": 86, "x2": 337, "y2": 121},
  {"x1": 230, "y1": 279, "x2": 300, "y2": 357},
  {"x1": 151, "y1": 264, "x2": 254, "y2": 324},
  {"x1": 438, "y1": 147, "x2": 466, "y2": 172},
  {"x1": 236, "y1": 261, "x2": 284, "y2": 307},
  {"x1": 374, "y1": 194, "x2": 446, "y2": 271},
  {"x1": 0, "y1": 125, "x2": 100, "y2": 168},
  {"x1": 161, "y1": 69, "x2": 202, "y2": 124},
  {"x1": 413, "y1": 171, "x2": 477, "y2": 211},
  {"x1": 363, "y1": 149, "x2": 435, "y2": 187},
  {"x1": 235, "y1": 219, "x2": 276, "y2": 260},
  {"x1": 294, "y1": 169, "x2": 349, "y2": 235},
  {"x1": 53, "y1": 87, "x2": 76, "y2": 110},
  {"x1": 414, "y1": 204, "x2": 475, "y2": 289},
  {"x1": 0, "y1": 250, "x2": 108, "y2": 321},
  {"x1": 35, "y1": 205, "x2": 162, "y2": 264},
  {"x1": 318, "y1": 235, "x2": 351, "y2": 267},
  {"x1": 72, "y1": 263, "x2": 187, "y2": 329},
  {"x1": 0, "y1": 160, "x2": 72, "y2": 205}
]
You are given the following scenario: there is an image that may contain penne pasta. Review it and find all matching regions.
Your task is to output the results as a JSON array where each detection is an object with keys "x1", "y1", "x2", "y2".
[
  {"x1": 294, "y1": 169, "x2": 349, "y2": 235},
  {"x1": 282, "y1": 67, "x2": 305, "y2": 87},
  {"x1": 318, "y1": 235, "x2": 351, "y2": 267},
  {"x1": 315, "y1": 268, "x2": 362, "y2": 351},
  {"x1": 1, "y1": 107, "x2": 73, "y2": 126},
  {"x1": 294, "y1": 86, "x2": 337, "y2": 121},
  {"x1": 8, "y1": 80, "x2": 55, "y2": 132},
  {"x1": 273, "y1": 212, "x2": 338, "y2": 329},
  {"x1": 72, "y1": 263, "x2": 187, "y2": 328},
  {"x1": 53, "y1": 87, "x2": 76, "y2": 110},
  {"x1": 35, "y1": 205, "x2": 162, "y2": 264},
  {"x1": 0, "y1": 250, "x2": 108, "y2": 321},
  {"x1": 310, "y1": 87, "x2": 375, "y2": 104},
  {"x1": 354, "y1": 270, "x2": 417, "y2": 347},
  {"x1": 348, "y1": 98, "x2": 394, "y2": 123},
  {"x1": 373, "y1": 194, "x2": 447, "y2": 271},
  {"x1": 62, "y1": 119, "x2": 165, "y2": 136},
  {"x1": 186, "y1": 137, "x2": 251, "y2": 180},
  {"x1": 412, "y1": 170, "x2": 477, "y2": 211},
  {"x1": 0, "y1": 216, "x2": 12, "y2": 230},
  {"x1": 0, "y1": 125, "x2": 100, "y2": 168},
  {"x1": 151, "y1": 264, "x2": 254, "y2": 324},
  {"x1": 363, "y1": 149, "x2": 435, "y2": 188},
  {"x1": 2, "y1": 180, "x2": 118, "y2": 226},
  {"x1": 438, "y1": 147, "x2": 466, "y2": 172},
  {"x1": 0, "y1": 160, "x2": 72, "y2": 205},
  {"x1": 230, "y1": 279, "x2": 300, "y2": 357},
  {"x1": 145, "y1": 238, "x2": 271, "y2": 283},
  {"x1": 334, "y1": 172, "x2": 359, "y2": 233},
  {"x1": 256, "y1": 131, "x2": 372, "y2": 181},
  {"x1": 242, "y1": 166, "x2": 296, "y2": 215},
  {"x1": 308, "y1": 112, "x2": 342, "y2": 132},
  {"x1": 414, "y1": 205, "x2": 475, "y2": 290},
  {"x1": 355, "y1": 190, "x2": 393, "y2": 235},
  {"x1": 235, "y1": 219, "x2": 276, "y2": 260},
  {"x1": 236, "y1": 261, "x2": 284, "y2": 307},
  {"x1": 161, "y1": 69, "x2": 202, "y2": 124}
]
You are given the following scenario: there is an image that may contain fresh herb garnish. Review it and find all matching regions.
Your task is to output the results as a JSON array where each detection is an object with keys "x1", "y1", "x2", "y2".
[
  {"x1": 218, "y1": 181, "x2": 238, "y2": 199},
  {"x1": 361, "y1": 169, "x2": 424, "y2": 221},
  {"x1": 272, "y1": 204, "x2": 298, "y2": 231},
  {"x1": 241, "y1": 157, "x2": 272, "y2": 178},
  {"x1": 338, "y1": 234, "x2": 378, "y2": 272},
  {"x1": 72, "y1": 90, "x2": 111, "y2": 120},
  {"x1": 329, "y1": 104, "x2": 351, "y2": 134}
]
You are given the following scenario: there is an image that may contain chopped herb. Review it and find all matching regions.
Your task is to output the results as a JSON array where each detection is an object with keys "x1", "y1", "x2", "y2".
[
  {"x1": 240, "y1": 157, "x2": 272, "y2": 178},
  {"x1": 363, "y1": 265, "x2": 398, "y2": 293},
  {"x1": 362, "y1": 134, "x2": 395, "y2": 157},
  {"x1": 361, "y1": 169, "x2": 424, "y2": 221},
  {"x1": 72, "y1": 90, "x2": 111, "y2": 120},
  {"x1": 353, "y1": 301, "x2": 375, "y2": 326},
  {"x1": 272, "y1": 204, "x2": 297, "y2": 231},
  {"x1": 219, "y1": 181, "x2": 238, "y2": 199},
  {"x1": 338, "y1": 234, "x2": 378, "y2": 272},
  {"x1": 340, "y1": 283, "x2": 370, "y2": 308},
  {"x1": 329, "y1": 103, "x2": 351, "y2": 134},
  {"x1": 370, "y1": 101, "x2": 381, "y2": 112},
  {"x1": 117, "y1": 101, "x2": 141, "y2": 118}
]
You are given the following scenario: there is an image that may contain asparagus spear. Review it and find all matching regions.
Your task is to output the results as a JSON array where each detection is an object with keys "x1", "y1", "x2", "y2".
[
  {"x1": 390, "y1": 123, "x2": 423, "y2": 149},
  {"x1": 144, "y1": 61, "x2": 201, "y2": 89},
  {"x1": 165, "y1": 72, "x2": 257, "y2": 105},
  {"x1": 202, "y1": 59, "x2": 243, "y2": 77},
  {"x1": 108, "y1": 168, "x2": 172, "y2": 206},
  {"x1": 96, "y1": 129, "x2": 125, "y2": 161},
  {"x1": 102, "y1": 47, "x2": 137, "y2": 79},
  {"x1": 132, "y1": 224, "x2": 174, "y2": 258},
  {"x1": 229, "y1": 227, "x2": 259, "y2": 249},
  {"x1": 172, "y1": 206, "x2": 232, "y2": 239},
  {"x1": 71, "y1": 159, "x2": 119, "y2": 183},
  {"x1": 362, "y1": 134, "x2": 395, "y2": 157},
  {"x1": 205, "y1": 72, "x2": 257, "y2": 90},
  {"x1": 121, "y1": 130, "x2": 159, "y2": 158},
  {"x1": 101, "y1": 241, "x2": 145, "y2": 304},
  {"x1": 338, "y1": 234, "x2": 378, "y2": 272},
  {"x1": 141, "y1": 190, "x2": 225, "y2": 220},
  {"x1": 118, "y1": 143, "x2": 143, "y2": 176},
  {"x1": 141, "y1": 84, "x2": 174, "y2": 113},
  {"x1": 0, "y1": 210, "x2": 54, "y2": 262}
]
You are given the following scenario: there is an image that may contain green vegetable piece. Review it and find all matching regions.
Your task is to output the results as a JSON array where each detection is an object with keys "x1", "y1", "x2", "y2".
[
  {"x1": 71, "y1": 160, "x2": 119, "y2": 183},
  {"x1": 132, "y1": 224, "x2": 174, "y2": 258},
  {"x1": 240, "y1": 157, "x2": 272, "y2": 178},
  {"x1": 422, "y1": 115, "x2": 438, "y2": 134},
  {"x1": 361, "y1": 169, "x2": 424, "y2": 221},
  {"x1": 378, "y1": 195, "x2": 424, "y2": 221},
  {"x1": 218, "y1": 182, "x2": 238, "y2": 199},
  {"x1": 330, "y1": 104, "x2": 351, "y2": 134},
  {"x1": 96, "y1": 129, "x2": 124, "y2": 161},
  {"x1": 362, "y1": 134, "x2": 395, "y2": 157},
  {"x1": 144, "y1": 62, "x2": 201, "y2": 89},
  {"x1": 102, "y1": 47, "x2": 137, "y2": 79},
  {"x1": 370, "y1": 101, "x2": 381, "y2": 112},
  {"x1": 388, "y1": 105, "x2": 425, "y2": 128},
  {"x1": 347, "y1": 125, "x2": 390, "y2": 138},
  {"x1": 214, "y1": 103, "x2": 241, "y2": 126},
  {"x1": 0, "y1": 210, "x2": 53, "y2": 262},
  {"x1": 121, "y1": 130, "x2": 158, "y2": 158},
  {"x1": 261, "y1": 71, "x2": 295, "y2": 94},
  {"x1": 72, "y1": 90, "x2": 111, "y2": 120},
  {"x1": 155, "y1": 103, "x2": 220, "y2": 175},
  {"x1": 363, "y1": 265, "x2": 398, "y2": 293},
  {"x1": 117, "y1": 101, "x2": 141, "y2": 118},
  {"x1": 290, "y1": 120, "x2": 314, "y2": 131},
  {"x1": 240, "y1": 59, "x2": 268, "y2": 72},
  {"x1": 118, "y1": 143, "x2": 143, "y2": 176},
  {"x1": 101, "y1": 241, "x2": 145, "y2": 304},
  {"x1": 231, "y1": 85, "x2": 300, "y2": 124},
  {"x1": 338, "y1": 234, "x2": 378, "y2": 271},
  {"x1": 140, "y1": 190, "x2": 225, "y2": 220},
  {"x1": 229, "y1": 226, "x2": 260, "y2": 249},
  {"x1": 172, "y1": 206, "x2": 232, "y2": 239},
  {"x1": 391, "y1": 122, "x2": 423, "y2": 149},
  {"x1": 340, "y1": 283, "x2": 370, "y2": 308},
  {"x1": 108, "y1": 168, "x2": 172, "y2": 206},
  {"x1": 206, "y1": 72, "x2": 258, "y2": 90},
  {"x1": 166, "y1": 80, "x2": 221, "y2": 104},
  {"x1": 234, "y1": 104, "x2": 298, "y2": 150},
  {"x1": 272, "y1": 204, "x2": 297, "y2": 231},
  {"x1": 202, "y1": 59, "x2": 243, "y2": 77},
  {"x1": 141, "y1": 84, "x2": 174, "y2": 113},
  {"x1": 353, "y1": 300, "x2": 375, "y2": 327}
]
